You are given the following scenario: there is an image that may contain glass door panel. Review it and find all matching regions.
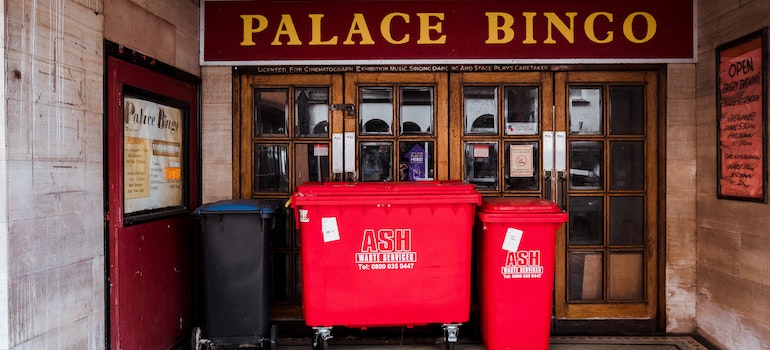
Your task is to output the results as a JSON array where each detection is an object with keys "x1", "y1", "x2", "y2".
[
  {"x1": 450, "y1": 72, "x2": 552, "y2": 196},
  {"x1": 346, "y1": 73, "x2": 448, "y2": 182},
  {"x1": 554, "y1": 71, "x2": 658, "y2": 324},
  {"x1": 295, "y1": 88, "x2": 330, "y2": 137},
  {"x1": 238, "y1": 74, "x2": 343, "y2": 320},
  {"x1": 359, "y1": 87, "x2": 394, "y2": 135}
]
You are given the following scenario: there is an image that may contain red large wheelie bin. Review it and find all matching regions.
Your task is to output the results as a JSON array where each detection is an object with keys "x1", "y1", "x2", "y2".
[
  {"x1": 290, "y1": 181, "x2": 481, "y2": 350},
  {"x1": 477, "y1": 198, "x2": 568, "y2": 350}
]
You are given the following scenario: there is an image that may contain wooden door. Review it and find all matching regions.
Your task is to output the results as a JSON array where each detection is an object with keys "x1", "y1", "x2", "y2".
[
  {"x1": 450, "y1": 70, "x2": 660, "y2": 332},
  {"x1": 237, "y1": 69, "x2": 661, "y2": 333},
  {"x1": 344, "y1": 72, "x2": 449, "y2": 182},
  {"x1": 236, "y1": 72, "x2": 449, "y2": 320},
  {"x1": 552, "y1": 71, "x2": 659, "y2": 331},
  {"x1": 235, "y1": 73, "x2": 344, "y2": 319},
  {"x1": 106, "y1": 54, "x2": 199, "y2": 349}
]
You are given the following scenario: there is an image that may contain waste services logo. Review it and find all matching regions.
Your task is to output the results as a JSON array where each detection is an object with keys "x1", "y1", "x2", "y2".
[
  {"x1": 501, "y1": 250, "x2": 543, "y2": 279},
  {"x1": 355, "y1": 228, "x2": 417, "y2": 271}
]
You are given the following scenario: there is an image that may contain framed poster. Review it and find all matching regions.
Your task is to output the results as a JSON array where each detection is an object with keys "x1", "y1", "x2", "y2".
[
  {"x1": 716, "y1": 28, "x2": 768, "y2": 202},
  {"x1": 123, "y1": 87, "x2": 189, "y2": 221}
]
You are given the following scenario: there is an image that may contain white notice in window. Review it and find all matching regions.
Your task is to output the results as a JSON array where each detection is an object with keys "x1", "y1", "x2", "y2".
[{"x1": 509, "y1": 145, "x2": 534, "y2": 177}]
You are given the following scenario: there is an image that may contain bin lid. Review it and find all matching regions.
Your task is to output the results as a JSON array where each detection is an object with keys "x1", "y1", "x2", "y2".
[
  {"x1": 479, "y1": 197, "x2": 562, "y2": 214},
  {"x1": 194, "y1": 199, "x2": 282, "y2": 215},
  {"x1": 293, "y1": 180, "x2": 475, "y2": 196},
  {"x1": 290, "y1": 181, "x2": 481, "y2": 207}
]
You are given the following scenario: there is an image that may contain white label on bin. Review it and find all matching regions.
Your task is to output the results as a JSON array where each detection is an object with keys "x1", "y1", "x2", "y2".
[
  {"x1": 501, "y1": 250, "x2": 544, "y2": 279},
  {"x1": 355, "y1": 228, "x2": 417, "y2": 271},
  {"x1": 299, "y1": 209, "x2": 309, "y2": 223},
  {"x1": 502, "y1": 228, "x2": 524, "y2": 252},
  {"x1": 321, "y1": 217, "x2": 340, "y2": 242}
]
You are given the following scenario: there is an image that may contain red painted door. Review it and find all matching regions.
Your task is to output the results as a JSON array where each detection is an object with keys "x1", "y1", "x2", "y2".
[{"x1": 106, "y1": 53, "x2": 199, "y2": 349}]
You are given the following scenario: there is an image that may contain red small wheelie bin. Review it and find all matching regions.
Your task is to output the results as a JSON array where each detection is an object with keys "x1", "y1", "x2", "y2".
[
  {"x1": 290, "y1": 181, "x2": 481, "y2": 350},
  {"x1": 477, "y1": 198, "x2": 568, "y2": 350}
]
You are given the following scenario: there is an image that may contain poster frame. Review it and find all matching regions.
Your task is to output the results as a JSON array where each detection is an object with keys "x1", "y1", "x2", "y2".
[
  {"x1": 122, "y1": 85, "x2": 190, "y2": 224},
  {"x1": 716, "y1": 28, "x2": 768, "y2": 203}
]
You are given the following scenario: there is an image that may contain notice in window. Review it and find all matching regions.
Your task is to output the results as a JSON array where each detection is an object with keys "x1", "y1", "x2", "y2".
[
  {"x1": 717, "y1": 30, "x2": 766, "y2": 202},
  {"x1": 509, "y1": 144, "x2": 534, "y2": 177},
  {"x1": 123, "y1": 96, "x2": 185, "y2": 214}
]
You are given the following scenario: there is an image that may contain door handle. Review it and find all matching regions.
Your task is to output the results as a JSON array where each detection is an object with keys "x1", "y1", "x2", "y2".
[
  {"x1": 543, "y1": 132, "x2": 556, "y2": 202},
  {"x1": 344, "y1": 132, "x2": 356, "y2": 181},
  {"x1": 332, "y1": 133, "x2": 344, "y2": 177},
  {"x1": 556, "y1": 170, "x2": 567, "y2": 210},
  {"x1": 554, "y1": 132, "x2": 567, "y2": 210}
]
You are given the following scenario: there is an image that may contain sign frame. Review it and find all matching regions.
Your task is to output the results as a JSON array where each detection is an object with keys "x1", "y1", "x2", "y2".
[
  {"x1": 122, "y1": 86, "x2": 191, "y2": 224},
  {"x1": 200, "y1": 0, "x2": 696, "y2": 66},
  {"x1": 716, "y1": 28, "x2": 768, "y2": 203}
]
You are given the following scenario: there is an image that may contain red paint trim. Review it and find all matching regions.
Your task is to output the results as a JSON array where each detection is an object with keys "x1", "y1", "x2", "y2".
[{"x1": 106, "y1": 54, "x2": 199, "y2": 349}]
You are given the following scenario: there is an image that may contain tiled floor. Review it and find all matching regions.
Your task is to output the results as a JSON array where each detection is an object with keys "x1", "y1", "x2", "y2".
[
  {"x1": 549, "y1": 336, "x2": 712, "y2": 350},
  {"x1": 206, "y1": 336, "x2": 713, "y2": 350}
]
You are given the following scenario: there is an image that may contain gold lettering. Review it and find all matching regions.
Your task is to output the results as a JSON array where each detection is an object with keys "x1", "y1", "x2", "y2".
[
  {"x1": 416, "y1": 13, "x2": 446, "y2": 44},
  {"x1": 271, "y1": 14, "x2": 302, "y2": 45},
  {"x1": 485, "y1": 12, "x2": 514, "y2": 44},
  {"x1": 240, "y1": 15, "x2": 268, "y2": 46},
  {"x1": 623, "y1": 12, "x2": 656, "y2": 43},
  {"x1": 585, "y1": 12, "x2": 613, "y2": 43},
  {"x1": 543, "y1": 12, "x2": 577, "y2": 44},
  {"x1": 343, "y1": 13, "x2": 375, "y2": 45},
  {"x1": 382, "y1": 13, "x2": 410, "y2": 44},
  {"x1": 522, "y1": 12, "x2": 537, "y2": 44},
  {"x1": 309, "y1": 14, "x2": 338, "y2": 45}
]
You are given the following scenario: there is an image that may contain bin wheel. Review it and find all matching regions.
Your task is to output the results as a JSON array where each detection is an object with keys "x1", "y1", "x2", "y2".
[
  {"x1": 269, "y1": 324, "x2": 279, "y2": 350},
  {"x1": 191, "y1": 327, "x2": 202, "y2": 350},
  {"x1": 312, "y1": 332, "x2": 328, "y2": 350},
  {"x1": 442, "y1": 323, "x2": 460, "y2": 350}
]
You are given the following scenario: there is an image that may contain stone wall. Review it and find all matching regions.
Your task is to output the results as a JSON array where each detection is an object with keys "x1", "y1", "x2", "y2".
[
  {"x1": 2, "y1": 0, "x2": 104, "y2": 348},
  {"x1": 696, "y1": 0, "x2": 770, "y2": 348},
  {"x1": 200, "y1": 67, "x2": 234, "y2": 203},
  {"x1": 666, "y1": 63, "x2": 698, "y2": 333},
  {"x1": 0, "y1": 0, "x2": 199, "y2": 348}
]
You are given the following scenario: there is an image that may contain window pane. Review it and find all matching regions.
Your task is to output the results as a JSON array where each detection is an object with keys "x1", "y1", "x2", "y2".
[
  {"x1": 360, "y1": 87, "x2": 393, "y2": 135},
  {"x1": 610, "y1": 141, "x2": 644, "y2": 190},
  {"x1": 569, "y1": 87, "x2": 602, "y2": 135},
  {"x1": 294, "y1": 143, "x2": 330, "y2": 185},
  {"x1": 360, "y1": 142, "x2": 393, "y2": 181},
  {"x1": 253, "y1": 144, "x2": 289, "y2": 192},
  {"x1": 570, "y1": 141, "x2": 603, "y2": 190},
  {"x1": 400, "y1": 87, "x2": 434, "y2": 135},
  {"x1": 464, "y1": 142, "x2": 498, "y2": 190},
  {"x1": 465, "y1": 86, "x2": 498, "y2": 135},
  {"x1": 255, "y1": 88, "x2": 288, "y2": 136},
  {"x1": 569, "y1": 196, "x2": 604, "y2": 246},
  {"x1": 609, "y1": 253, "x2": 644, "y2": 301},
  {"x1": 504, "y1": 141, "x2": 539, "y2": 191},
  {"x1": 610, "y1": 85, "x2": 644, "y2": 135},
  {"x1": 398, "y1": 141, "x2": 434, "y2": 181},
  {"x1": 504, "y1": 86, "x2": 539, "y2": 135},
  {"x1": 609, "y1": 196, "x2": 645, "y2": 246},
  {"x1": 295, "y1": 88, "x2": 329, "y2": 137},
  {"x1": 569, "y1": 252, "x2": 603, "y2": 301}
]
